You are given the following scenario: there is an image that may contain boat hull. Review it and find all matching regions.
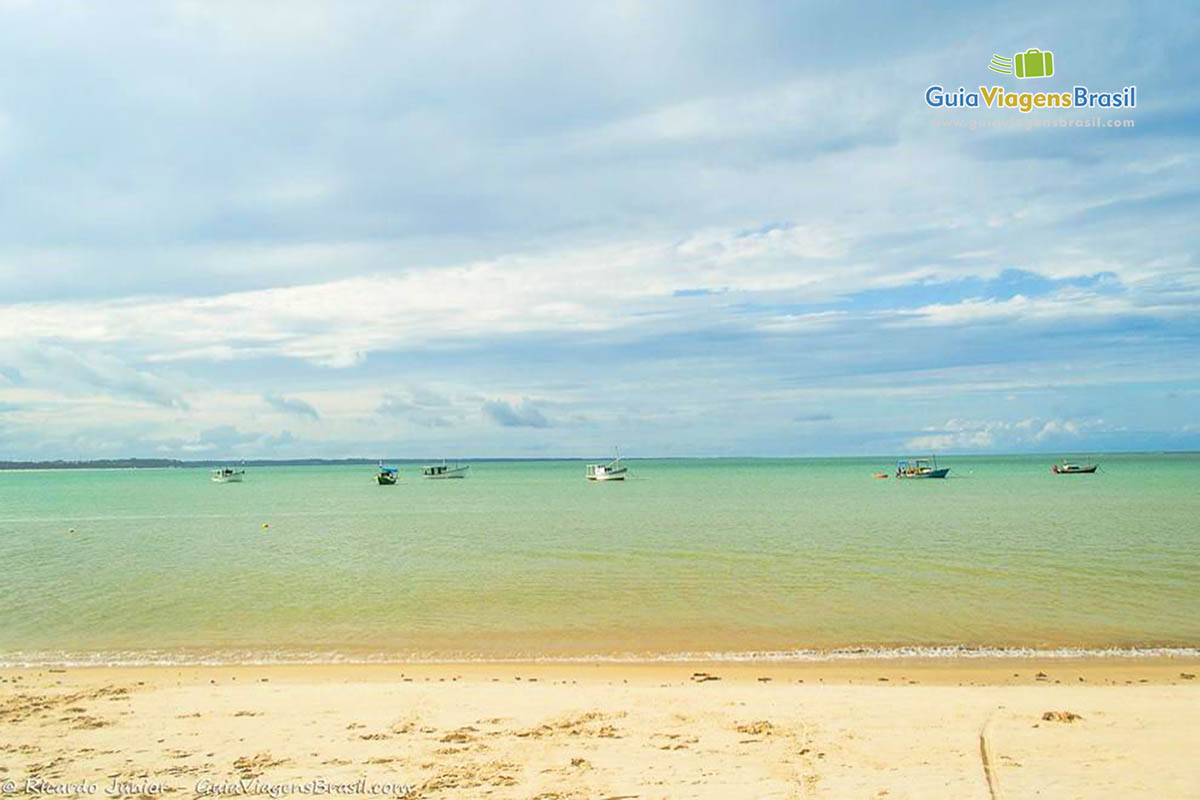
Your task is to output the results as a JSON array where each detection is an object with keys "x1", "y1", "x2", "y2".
[
  {"x1": 587, "y1": 466, "x2": 628, "y2": 481},
  {"x1": 423, "y1": 466, "x2": 469, "y2": 479},
  {"x1": 377, "y1": 474, "x2": 397, "y2": 485},
  {"x1": 211, "y1": 470, "x2": 244, "y2": 483},
  {"x1": 897, "y1": 468, "x2": 950, "y2": 479},
  {"x1": 1052, "y1": 465, "x2": 1097, "y2": 474}
]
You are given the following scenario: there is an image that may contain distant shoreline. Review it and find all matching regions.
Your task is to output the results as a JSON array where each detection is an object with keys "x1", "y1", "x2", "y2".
[
  {"x1": 0, "y1": 457, "x2": 594, "y2": 470},
  {"x1": 2, "y1": 451, "x2": 1197, "y2": 470}
]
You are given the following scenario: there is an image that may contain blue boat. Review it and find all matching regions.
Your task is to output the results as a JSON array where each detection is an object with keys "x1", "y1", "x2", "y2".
[{"x1": 895, "y1": 456, "x2": 949, "y2": 479}]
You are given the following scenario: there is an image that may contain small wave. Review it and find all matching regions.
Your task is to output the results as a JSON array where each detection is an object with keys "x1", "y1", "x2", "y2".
[{"x1": 2, "y1": 644, "x2": 1198, "y2": 668}]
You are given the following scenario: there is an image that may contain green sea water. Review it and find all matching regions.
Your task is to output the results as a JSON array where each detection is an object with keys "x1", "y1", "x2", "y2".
[{"x1": 0, "y1": 455, "x2": 1196, "y2": 664}]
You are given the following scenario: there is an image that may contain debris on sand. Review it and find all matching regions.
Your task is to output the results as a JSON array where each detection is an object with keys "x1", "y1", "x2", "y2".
[{"x1": 1041, "y1": 711, "x2": 1083, "y2": 723}]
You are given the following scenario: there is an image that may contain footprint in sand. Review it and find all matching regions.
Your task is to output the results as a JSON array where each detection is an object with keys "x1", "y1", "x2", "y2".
[
  {"x1": 418, "y1": 761, "x2": 520, "y2": 792},
  {"x1": 438, "y1": 727, "x2": 478, "y2": 744},
  {"x1": 734, "y1": 720, "x2": 774, "y2": 737},
  {"x1": 71, "y1": 716, "x2": 110, "y2": 730},
  {"x1": 515, "y1": 712, "x2": 623, "y2": 740},
  {"x1": 232, "y1": 752, "x2": 288, "y2": 778}
]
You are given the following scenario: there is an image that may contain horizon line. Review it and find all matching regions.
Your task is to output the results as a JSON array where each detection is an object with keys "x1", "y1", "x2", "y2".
[{"x1": 1, "y1": 449, "x2": 1196, "y2": 470}]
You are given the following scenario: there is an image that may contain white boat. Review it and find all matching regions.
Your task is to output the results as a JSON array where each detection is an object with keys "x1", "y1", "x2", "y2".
[
  {"x1": 1052, "y1": 460, "x2": 1098, "y2": 474},
  {"x1": 211, "y1": 467, "x2": 245, "y2": 483},
  {"x1": 422, "y1": 460, "x2": 469, "y2": 479},
  {"x1": 586, "y1": 450, "x2": 627, "y2": 481}
]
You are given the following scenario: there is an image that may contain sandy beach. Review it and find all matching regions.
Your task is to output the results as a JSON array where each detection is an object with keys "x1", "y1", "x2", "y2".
[{"x1": 2, "y1": 658, "x2": 1197, "y2": 799}]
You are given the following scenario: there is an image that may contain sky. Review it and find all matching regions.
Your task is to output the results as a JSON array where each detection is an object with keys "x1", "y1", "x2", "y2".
[{"x1": 0, "y1": 0, "x2": 1198, "y2": 460}]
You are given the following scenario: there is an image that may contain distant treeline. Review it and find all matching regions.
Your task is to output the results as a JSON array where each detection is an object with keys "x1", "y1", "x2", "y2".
[
  {"x1": 0, "y1": 457, "x2": 591, "y2": 470},
  {"x1": 0, "y1": 458, "x2": 380, "y2": 470}
]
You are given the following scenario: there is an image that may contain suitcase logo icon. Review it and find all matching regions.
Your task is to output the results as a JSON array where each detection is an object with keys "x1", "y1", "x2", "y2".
[{"x1": 988, "y1": 49, "x2": 1055, "y2": 79}]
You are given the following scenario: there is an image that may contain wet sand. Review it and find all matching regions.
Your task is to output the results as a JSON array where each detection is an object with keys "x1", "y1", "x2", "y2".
[{"x1": 2, "y1": 658, "x2": 1198, "y2": 798}]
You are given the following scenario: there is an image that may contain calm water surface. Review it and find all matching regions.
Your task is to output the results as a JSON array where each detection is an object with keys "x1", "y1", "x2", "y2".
[{"x1": 0, "y1": 455, "x2": 1196, "y2": 662}]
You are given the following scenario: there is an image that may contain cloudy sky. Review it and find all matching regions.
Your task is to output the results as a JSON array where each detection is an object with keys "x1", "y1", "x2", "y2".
[{"x1": 1, "y1": 1, "x2": 1197, "y2": 460}]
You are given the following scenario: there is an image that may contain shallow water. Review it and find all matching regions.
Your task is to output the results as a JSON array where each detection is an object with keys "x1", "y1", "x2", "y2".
[{"x1": 0, "y1": 454, "x2": 1196, "y2": 663}]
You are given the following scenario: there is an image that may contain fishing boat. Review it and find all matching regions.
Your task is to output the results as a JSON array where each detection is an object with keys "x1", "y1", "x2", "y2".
[
  {"x1": 586, "y1": 449, "x2": 628, "y2": 481},
  {"x1": 422, "y1": 460, "x2": 469, "y2": 479},
  {"x1": 376, "y1": 463, "x2": 399, "y2": 485},
  {"x1": 895, "y1": 456, "x2": 949, "y2": 479},
  {"x1": 211, "y1": 467, "x2": 245, "y2": 483},
  {"x1": 1052, "y1": 460, "x2": 1098, "y2": 474}
]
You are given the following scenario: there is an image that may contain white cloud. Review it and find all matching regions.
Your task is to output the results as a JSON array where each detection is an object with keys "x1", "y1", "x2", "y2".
[
  {"x1": 904, "y1": 417, "x2": 1111, "y2": 453},
  {"x1": 0, "y1": 2, "x2": 1197, "y2": 459},
  {"x1": 483, "y1": 398, "x2": 551, "y2": 429},
  {"x1": 263, "y1": 393, "x2": 320, "y2": 420},
  {"x1": 2, "y1": 223, "x2": 1174, "y2": 374}
]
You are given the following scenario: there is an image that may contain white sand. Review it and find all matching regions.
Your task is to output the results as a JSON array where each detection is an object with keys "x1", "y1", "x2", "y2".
[{"x1": 2, "y1": 659, "x2": 1197, "y2": 798}]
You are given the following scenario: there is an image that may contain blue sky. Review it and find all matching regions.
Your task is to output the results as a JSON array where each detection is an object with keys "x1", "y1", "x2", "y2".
[{"x1": 0, "y1": 1, "x2": 1197, "y2": 459}]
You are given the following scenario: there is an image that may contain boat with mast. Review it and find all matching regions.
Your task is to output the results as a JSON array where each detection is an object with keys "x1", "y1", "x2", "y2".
[
  {"x1": 895, "y1": 456, "x2": 949, "y2": 479},
  {"x1": 210, "y1": 466, "x2": 245, "y2": 483},
  {"x1": 376, "y1": 462, "x2": 399, "y2": 485},
  {"x1": 586, "y1": 448, "x2": 628, "y2": 481},
  {"x1": 422, "y1": 460, "x2": 469, "y2": 479}
]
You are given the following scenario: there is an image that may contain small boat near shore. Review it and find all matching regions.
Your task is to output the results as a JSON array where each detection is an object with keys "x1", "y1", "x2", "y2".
[
  {"x1": 587, "y1": 449, "x2": 628, "y2": 481},
  {"x1": 1052, "y1": 460, "x2": 1098, "y2": 474},
  {"x1": 377, "y1": 463, "x2": 399, "y2": 485},
  {"x1": 423, "y1": 460, "x2": 469, "y2": 479},
  {"x1": 895, "y1": 456, "x2": 949, "y2": 479},
  {"x1": 211, "y1": 467, "x2": 245, "y2": 483}
]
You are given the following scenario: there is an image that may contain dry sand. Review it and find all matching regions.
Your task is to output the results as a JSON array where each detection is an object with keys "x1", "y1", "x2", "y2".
[{"x1": 2, "y1": 658, "x2": 1198, "y2": 799}]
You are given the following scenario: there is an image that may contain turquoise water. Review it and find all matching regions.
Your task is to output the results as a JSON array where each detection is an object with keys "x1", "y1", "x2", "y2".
[{"x1": 0, "y1": 455, "x2": 1196, "y2": 663}]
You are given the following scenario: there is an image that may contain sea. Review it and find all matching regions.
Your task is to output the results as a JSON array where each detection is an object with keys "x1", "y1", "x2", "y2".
[{"x1": 0, "y1": 454, "x2": 1196, "y2": 665}]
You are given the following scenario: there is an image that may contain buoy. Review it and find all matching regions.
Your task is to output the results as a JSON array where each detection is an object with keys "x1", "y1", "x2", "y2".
[
  {"x1": 262, "y1": 523, "x2": 270, "y2": 529},
  {"x1": 68, "y1": 528, "x2": 76, "y2": 533}
]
